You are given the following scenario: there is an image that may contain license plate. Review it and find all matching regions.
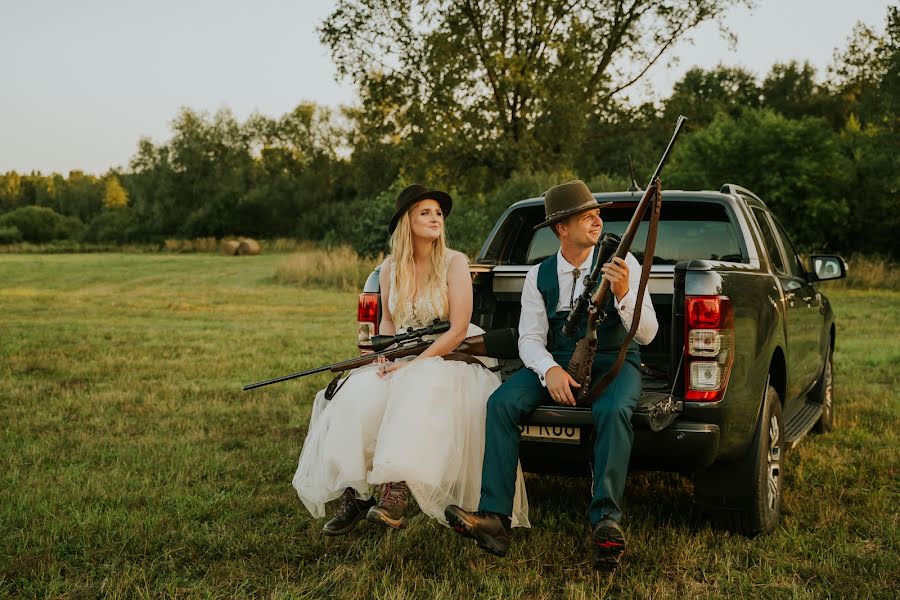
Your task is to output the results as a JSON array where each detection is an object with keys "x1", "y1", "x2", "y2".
[{"x1": 519, "y1": 425, "x2": 581, "y2": 444}]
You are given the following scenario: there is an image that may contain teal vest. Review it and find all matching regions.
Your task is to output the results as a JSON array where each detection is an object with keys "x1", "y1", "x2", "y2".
[{"x1": 536, "y1": 249, "x2": 639, "y2": 369}]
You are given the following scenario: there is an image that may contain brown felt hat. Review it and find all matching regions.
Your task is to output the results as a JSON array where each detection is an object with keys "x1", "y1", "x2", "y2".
[
  {"x1": 389, "y1": 184, "x2": 453, "y2": 234},
  {"x1": 533, "y1": 180, "x2": 612, "y2": 230}
]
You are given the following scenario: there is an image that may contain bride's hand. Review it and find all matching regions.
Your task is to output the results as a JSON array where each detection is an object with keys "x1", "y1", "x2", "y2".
[
  {"x1": 378, "y1": 360, "x2": 409, "y2": 379},
  {"x1": 375, "y1": 356, "x2": 407, "y2": 378}
]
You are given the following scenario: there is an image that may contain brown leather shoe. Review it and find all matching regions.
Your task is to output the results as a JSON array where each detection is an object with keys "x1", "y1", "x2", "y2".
[
  {"x1": 366, "y1": 481, "x2": 409, "y2": 529},
  {"x1": 444, "y1": 505, "x2": 511, "y2": 557},
  {"x1": 323, "y1": 488, "x2": 375, "y2": 536},
  {"x1": 592, "y1": 518, "x2": 626, "y2": 571}
]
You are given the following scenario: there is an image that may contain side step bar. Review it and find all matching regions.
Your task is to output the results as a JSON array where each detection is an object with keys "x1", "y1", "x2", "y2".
[{"x1": 784, "y1": 402, "x2": 823, "y2": 450}]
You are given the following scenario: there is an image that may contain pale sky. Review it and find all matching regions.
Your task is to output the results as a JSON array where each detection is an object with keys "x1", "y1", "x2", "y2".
[{"x1": 0, "y1": 0, "x2": 894, "y2": 175}]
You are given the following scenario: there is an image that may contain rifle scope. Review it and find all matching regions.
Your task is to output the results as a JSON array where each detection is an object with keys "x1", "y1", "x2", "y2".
[
  {"x1": 562, "y1": 232, "x2": 621, "y2": 338},
  {"x1": 371, "y1": 319, "x2": 451, "y2": 352}
]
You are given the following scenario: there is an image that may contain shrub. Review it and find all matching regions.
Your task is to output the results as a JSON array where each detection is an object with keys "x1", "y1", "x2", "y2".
[
  {"x1": 345, "y1": 187, "x2": 397, "y2": 258},
  {"x1": 83, "y1": 208, "x2": 140, "y2": 243},
  {"x1": 822, "y1": 254, "x2": 900, "y2": 290},
  {"x1": 0, "y1": 206, "x2": 83, "y2": 243},
  {"x1": 0, "y1": 225, "x2": 22, "y2": 244},
  {"x1": 483, "y1": 171, "x2": 573, "y2": 219},
  {"x1": 445, "y1": 171, "x2": 588, "y2": 258},
  {"x1": 275, "y1": 246, "x2": 381, "y2": 291},
  {"x1": 446, "y1": 198, "x2": 494, "y2": 258},
  {"x1": 585, "y1": 173, "x2": 632, "y2": 193}
]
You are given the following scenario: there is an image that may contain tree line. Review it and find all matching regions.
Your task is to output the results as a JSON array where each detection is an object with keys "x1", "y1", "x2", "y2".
[{"x1": 0, "y1": 2, "x2": 896, "y2": 259}]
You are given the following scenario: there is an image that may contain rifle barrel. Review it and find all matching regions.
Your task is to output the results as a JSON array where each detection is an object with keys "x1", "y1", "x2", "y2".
[
  {"x1": 241, "y1": 340, "x2": 432, "y2": 391},
  {"x1": 589, "y1": 115, "x2": 686, "y2": 307},
  {"x1": 242, "y1": 364, "x2": 334, "y2": 391},
  {"x1": 647, "y1": 115, "x2": 687, "y2": 187}
]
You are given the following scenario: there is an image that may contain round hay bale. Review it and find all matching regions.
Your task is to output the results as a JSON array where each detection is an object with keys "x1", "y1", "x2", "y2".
[
  {"x1": 237, "y1": 238, "x2": 261, "y2": 256},
  {"x1": 221, "y1": 240, "x2": 241, "y2": 256}
]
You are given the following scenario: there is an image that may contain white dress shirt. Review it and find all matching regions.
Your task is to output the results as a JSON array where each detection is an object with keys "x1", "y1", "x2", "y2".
[{"x1": 518, "y1": 250, "x2": 659, "y2": 386}]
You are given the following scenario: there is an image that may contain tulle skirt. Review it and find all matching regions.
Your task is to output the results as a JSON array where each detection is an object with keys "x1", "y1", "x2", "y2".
[{"x1": 292, "y1": 350, "x2": 530, "y2": 528}]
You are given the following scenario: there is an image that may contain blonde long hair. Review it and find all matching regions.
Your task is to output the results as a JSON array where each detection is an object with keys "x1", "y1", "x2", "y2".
[{"x1": 388, "y1": 208, "x2": 449, "y2": 326}]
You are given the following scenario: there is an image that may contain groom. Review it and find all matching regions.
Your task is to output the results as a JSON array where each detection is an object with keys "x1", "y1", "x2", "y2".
[{"x1": 445, "y1": 180, "x2": 658, "y2": 571}]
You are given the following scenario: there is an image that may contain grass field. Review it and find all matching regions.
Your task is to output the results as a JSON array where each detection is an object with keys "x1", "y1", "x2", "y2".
[{"x1": 1, "y1": 254, "x2": 897, "y2": 599}]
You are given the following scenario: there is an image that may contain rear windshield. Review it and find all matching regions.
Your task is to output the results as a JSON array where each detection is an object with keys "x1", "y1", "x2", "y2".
[{"x1": 508, "y1": 200, "x2": 744, "y2": 265}]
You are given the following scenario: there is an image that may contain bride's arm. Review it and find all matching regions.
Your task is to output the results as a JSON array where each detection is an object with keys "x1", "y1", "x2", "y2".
[
  {"x1": 410, "y1": 252, "x2": 472, "y2": 360},
  {"x1": 378, "y1": 257, "x2": 396, "y2": 337}
]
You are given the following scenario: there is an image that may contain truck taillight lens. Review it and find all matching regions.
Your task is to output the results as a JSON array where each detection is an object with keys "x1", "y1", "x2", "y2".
[
  {"x1": 357, "y1": 292, "x2": 379, "y2": 350},
  {"x1": 685, "y1": 296, "x2": 734, "y2": 402},
  {"x1": 688, "y1": 329, "x2": 721, "y2": 356}
]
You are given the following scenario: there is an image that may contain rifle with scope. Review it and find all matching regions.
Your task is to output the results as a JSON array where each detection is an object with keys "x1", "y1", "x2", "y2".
[{"x1": 242, "y1": 320, "x2": 518, "y2": 392}]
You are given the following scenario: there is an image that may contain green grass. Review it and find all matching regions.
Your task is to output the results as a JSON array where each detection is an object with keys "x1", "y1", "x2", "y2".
[{"x1": 1, "y1": 254, "x2": 897, "y2": 599}]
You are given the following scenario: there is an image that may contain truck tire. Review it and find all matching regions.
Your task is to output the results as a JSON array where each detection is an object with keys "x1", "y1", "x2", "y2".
[
  {"x1": 811, "y1": 344, "x2": 834, "y2": 434},
  {"x1": 694, "y1": 384, "x2": 784, "y2": 537}
]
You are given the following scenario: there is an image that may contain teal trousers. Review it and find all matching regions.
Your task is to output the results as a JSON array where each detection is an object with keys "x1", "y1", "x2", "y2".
[{"x1": 478, "y1": 353, "x2": 641, "y2": 525}]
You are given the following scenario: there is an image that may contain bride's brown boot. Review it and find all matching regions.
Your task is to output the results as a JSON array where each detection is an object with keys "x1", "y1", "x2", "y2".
[
  {"x1": 323, "y1": 488, "x2": 375, "y2": 536},
  {"x1": 366, "y1": 481, "x2": 410, "y2": 529}
]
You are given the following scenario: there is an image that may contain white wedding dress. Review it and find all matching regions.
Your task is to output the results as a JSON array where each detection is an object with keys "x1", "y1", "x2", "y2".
[{"x1": 292, "y1": 253, "x2": 530, "y2": 528}]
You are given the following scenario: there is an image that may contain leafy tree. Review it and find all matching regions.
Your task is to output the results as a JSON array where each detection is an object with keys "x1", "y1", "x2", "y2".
[
  {"x1": 760, "y1": 61, "x2": 840, "y2": 125},
  {"x1": 826, "y1": 6, "x2": 900, "y2": 257},
  {"x1": 243, "y1": 103, "x2": 348, "y2": 239},
  {"x1": 322, "y1": 0, "x2": 750, "y2": 186},
  {"x1": 345, "y1": 184, "x2": 399, "y2": 258},
  {"x1": 83, "y1": 208, "x2": 140, "y2": 243},
  {"x1": 667, "y1": 108, "x2": 850, "y2": 251},
  {"x1": 837, "y1": 117, "x2": 899, "y2": 258},
  {"x1": 829, "y1": 6, "x2": 899, "y2": 126},
  {"x1": 103, "y1": 175, "x2": 129, "y2": 209},
  {"x1": 0, "y1": 171, "x2": 22, "y2": 210},
  {"x1": 342, "y1": 92, "x2": 405, "y2": 201},
  {"x1": 578, "y1": 99, "x2": 666, "y2": 181},
  {"x1": 662, "y1": 65, "x2": 760, "y2": 130},
  {"x1": 58, "y1": 171, "x2": 104, "y2": 222}
]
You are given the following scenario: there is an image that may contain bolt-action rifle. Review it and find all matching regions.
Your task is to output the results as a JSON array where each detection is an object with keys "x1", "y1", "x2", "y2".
[
  {"x1": 566, "y1": 115, "x2": 687, "y2": 405},
  {"x1": 242, "y1": 320, "x2": 518, "y2": 394}
]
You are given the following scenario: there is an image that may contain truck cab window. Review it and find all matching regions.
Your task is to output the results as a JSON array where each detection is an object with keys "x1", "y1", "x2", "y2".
[
  {"x1": 522, "y1": 201, "x2": 744, "y2": 265},
  {"x1": 772, "y1": 218, "x2": 807, "y2": 279},
  {"x1": 751, "y1": 207, "x2": 786, "y2": 274},
  {"x1": 526, "y1": 226, "x2": 561, "y2": 264}
]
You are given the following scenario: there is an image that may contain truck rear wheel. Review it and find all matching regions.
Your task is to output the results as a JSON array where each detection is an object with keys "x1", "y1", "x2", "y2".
[
  {"x1": 694, "y1": 384, "x2": 784, "y2": 537},
  {"x1": 812, "y1": 344, "x2": 834, "y2": 433}
]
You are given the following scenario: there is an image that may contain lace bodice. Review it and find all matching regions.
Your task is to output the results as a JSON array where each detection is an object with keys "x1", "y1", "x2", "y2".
[{"x1": 387, "y1": 252, "x2": 457, "y2": 330}]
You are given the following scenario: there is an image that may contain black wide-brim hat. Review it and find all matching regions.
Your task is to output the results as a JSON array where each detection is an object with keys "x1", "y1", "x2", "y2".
[
  {"x1": 389, "y1": 184, "x2": 453, "y2": 234},
  {"x1": 533, "y1": 179, "x2": 612, "y2": 230}
]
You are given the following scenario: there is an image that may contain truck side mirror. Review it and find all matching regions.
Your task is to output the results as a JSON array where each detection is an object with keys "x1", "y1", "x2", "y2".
[{"x1": 809, "y1": 255, "x2": 847, "y2": 281}]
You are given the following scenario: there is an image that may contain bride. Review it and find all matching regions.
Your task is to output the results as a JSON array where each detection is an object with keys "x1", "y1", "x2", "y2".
[{"x1": 292, "y1": 184, "x2": 529, "y2": 535}]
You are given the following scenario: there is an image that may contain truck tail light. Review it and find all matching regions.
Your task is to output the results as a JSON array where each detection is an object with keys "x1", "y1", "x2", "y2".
[
  {"x1": 684, "y1": 295, "x2": 734, "y2": 401},
  {"x1": 357, "y1": 292, "x2": 380, "y2": 352}
]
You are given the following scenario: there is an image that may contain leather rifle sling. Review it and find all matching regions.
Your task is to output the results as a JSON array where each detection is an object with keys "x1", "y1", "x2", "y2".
[
  {"x1": 584, "y1": 178, "x2": 662, "y2": 404},
  {"x1": 443, "y1": 352, "x2": 489, "y2": 369}
]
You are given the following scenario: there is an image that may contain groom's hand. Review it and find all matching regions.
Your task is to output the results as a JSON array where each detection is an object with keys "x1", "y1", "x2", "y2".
[{"x1": 545, "y1": 366, "x2": 581, "y2": 406}]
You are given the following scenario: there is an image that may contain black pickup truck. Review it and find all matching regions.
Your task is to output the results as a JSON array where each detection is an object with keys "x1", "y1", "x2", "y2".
[{"x1": 356, "y1": 183, "x2": 846, "y2": 536}]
